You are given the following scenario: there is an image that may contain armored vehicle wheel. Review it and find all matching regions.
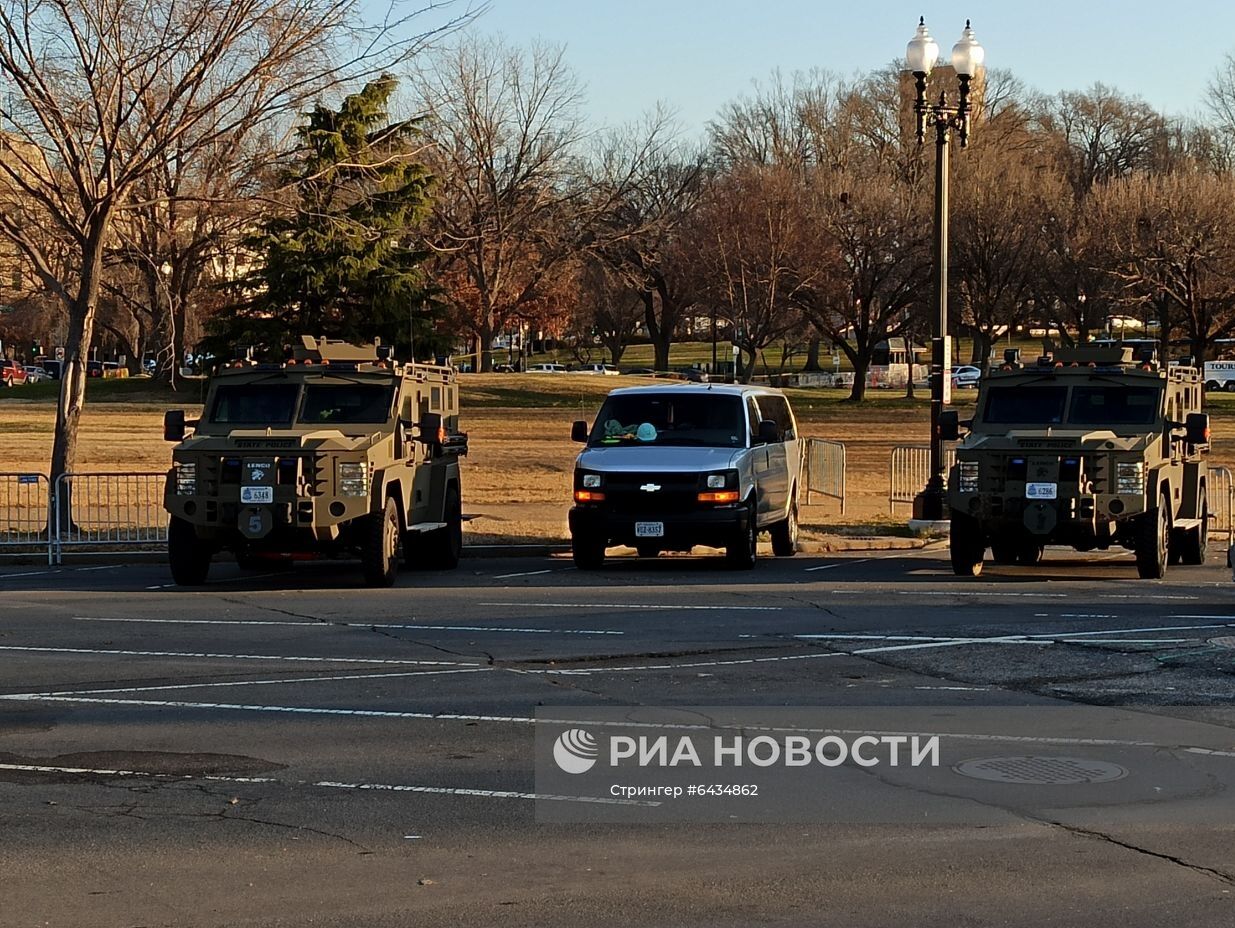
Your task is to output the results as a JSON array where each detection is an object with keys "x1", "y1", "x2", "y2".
[
  {"x1": 1016, "y1": 542, "x2": 1044, "y2": 566},
  {"x1": 636, "y1": 544, "x2": 659, "y2": 558},
  {"x1": 1135, "y1": 492, "x2": 1170, "y2": 579},
  {"x1": 949, "y1": 512, "x2": 984, "y2": 577},
  {"x1": 1178, "y1": 486, "x2": 1209, "y2": 565},
  {"x1": 168, "y1": 516, "x2": 211, "y2": 585},
  {"x1": 572, "y1": 533, "x2": 606, "y2": 569},
  {"x1": 990, "y1": 540, "x2": 1019, "y2": 565},
  {"x1": 423, "y1": 484, "x2": 463, "y2": 570},
  {"x1": 725, "y1": 499, "x2": 757, "y2": 570},
  {"x1": 361, "y1": 497, "x2": 400, "y2": 587},
  {"x1": 770, "y1": 497, "x2": 799, "y2": 557},
  {"x1": 1226, "y1": 381, "x2": 1235, "y2": 392}
]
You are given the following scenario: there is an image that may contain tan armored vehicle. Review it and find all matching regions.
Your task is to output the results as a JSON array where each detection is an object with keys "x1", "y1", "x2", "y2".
[
  {"x1": 162, "y1": 337, "x2": 466, "y2": 586},
  {"x1": 945, "y1": 345, "x2": 1210, "y2": 579}
]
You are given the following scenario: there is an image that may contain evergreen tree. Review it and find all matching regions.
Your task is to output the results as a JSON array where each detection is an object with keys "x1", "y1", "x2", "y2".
[{"x1": 210, "y1": 76, "x2": 442, "y2": 359}]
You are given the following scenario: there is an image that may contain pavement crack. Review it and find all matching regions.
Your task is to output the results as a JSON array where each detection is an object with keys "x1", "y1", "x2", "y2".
[
  {"x1": 1039, "y1": 818, "x2": 1235, "y2": 886},
  {"x1": 219, "y1": 808, "x2": 370, "y2": 851}
]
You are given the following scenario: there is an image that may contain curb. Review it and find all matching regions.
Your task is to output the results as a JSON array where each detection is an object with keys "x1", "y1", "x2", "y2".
[{"x1": 0, "y1": 539, "x2": 940, "y2": 567}]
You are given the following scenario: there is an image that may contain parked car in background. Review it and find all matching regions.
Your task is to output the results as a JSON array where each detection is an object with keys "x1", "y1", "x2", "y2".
[
  {"x1": 1, "y1": 359, "x2": 28, "y2": 387},
  {"x1": 951, "y1": 365, "x2": 981, "y2": 389},
  {"x1": 573, "y1": 363, "x2": 620, "y2": 375},
  {"x1": 23, "y1": 365, "x2": 48, "y2": 383},
  {"x1": 527, "y1": 362, "x2": 568, "y2": 374},
  {"x1": 492, "y1": 363, "x2": 519, "y2": 373}
]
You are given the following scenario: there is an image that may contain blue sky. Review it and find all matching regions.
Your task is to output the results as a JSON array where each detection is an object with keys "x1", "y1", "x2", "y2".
[{"x1": 431, "y1": 1, "x2": 1235, "y2": 138}]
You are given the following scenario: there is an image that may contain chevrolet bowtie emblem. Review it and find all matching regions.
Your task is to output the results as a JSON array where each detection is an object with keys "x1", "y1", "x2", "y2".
[{"x1": 639, "y1": 483, "x2": 661, "y2": 492}]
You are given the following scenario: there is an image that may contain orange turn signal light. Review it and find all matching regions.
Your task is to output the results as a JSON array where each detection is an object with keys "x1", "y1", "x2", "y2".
[
  {"x1": 697, "y1": 490, "x2": 739, "y2": 503},
  {"x1": 575, "y1": 490, "x2": 605, "y2": 502}
]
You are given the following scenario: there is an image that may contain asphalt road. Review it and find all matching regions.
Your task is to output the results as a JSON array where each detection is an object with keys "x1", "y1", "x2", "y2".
[{"x1": 3, "y1": 545, "x2": 1235, "y2": 927}]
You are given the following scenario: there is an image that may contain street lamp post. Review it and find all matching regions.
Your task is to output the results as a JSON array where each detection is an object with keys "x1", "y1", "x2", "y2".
[{"x1": 906, "y1": 17, "x2": 985, "y2": 524}]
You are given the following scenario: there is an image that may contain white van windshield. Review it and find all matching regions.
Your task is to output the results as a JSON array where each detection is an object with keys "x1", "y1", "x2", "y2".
[{"x1": 588, "y1": 393, "x2": 745, "y2": 448}]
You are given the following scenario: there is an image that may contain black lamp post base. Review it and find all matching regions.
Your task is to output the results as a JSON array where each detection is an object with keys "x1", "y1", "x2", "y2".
[{"x1": 911, "y1": 479, "x2": 948, "y2": 522}]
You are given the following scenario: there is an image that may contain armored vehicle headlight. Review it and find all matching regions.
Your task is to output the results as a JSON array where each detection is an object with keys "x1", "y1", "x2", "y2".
[
  {"x1": 582, "y1": 473, "x2": 602, "y2": 489},
  {"x1": 958, "y1": 461, "x2": 980, "y2": 493},
  {"x1": 175, "y1": 462, "x2": 196, "y2": 495},
  {"x1": 338, "y1": 461, "x2": 370, "y2": 497},
  {"x1": 1116, "y1": 461, "x2": 1144, "y2": 494}
]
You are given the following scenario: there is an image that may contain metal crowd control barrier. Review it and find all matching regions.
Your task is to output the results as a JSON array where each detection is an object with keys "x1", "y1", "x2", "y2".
[
  {"x1": 1210, "y1": 466, "x2": 1234, "y2": 543},
  {"x1": 889, "y1": 445, "x2": 956, "y2": 514},
  {"x1": 0, "y1": 472, "x2": 51, "y2": 563},
  {"x1": 52, "y1": 472, "x2": 168, "y2": 563},
  {"x1": 804, "y1": 439, "x2": 846, "y2": 513}
]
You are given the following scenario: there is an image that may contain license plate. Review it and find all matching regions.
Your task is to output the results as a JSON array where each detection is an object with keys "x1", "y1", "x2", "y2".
[
  {"x1": 1026, "y1": 482, "x2": 1057, "y2": 500},
  {"x1": 241, "y1": 486, "x2": 273, "y2": 504},
  {"x1": 635, "y1": 521, "x2": 664, "y2": 538}
]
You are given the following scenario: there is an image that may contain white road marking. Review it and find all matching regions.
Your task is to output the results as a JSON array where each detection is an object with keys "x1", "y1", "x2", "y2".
[
  {"x1": 913, "y1": 685, "x2": 990, "y2": 691},
  {"x1": 10, "y1": 667, "x2": 493, "y2": 698},
  {"x1": 2, "y1": 701, "x2": 1227, "y2": 758},
  {"x1": 804, "y1": 558, "x2": 871, "y2": 573},
  {"x1": 0, "y1": 569, "x2": 62, "y2": 579},
  {"x1": 793, "y1": 634, "x2": 971, "y2": 642},
  {"x1": 828, "y1": 590, "x2": 1069, "y2": 599},
  {"x1": 0, "y1": 694, "x2": 537, "y2": 721},
  {"x1": 1098, "y1": 594, "x2": 1201, "y2": 601},
  {"x1": 70, "y1": 616, "x2": 623, "y2": 636},
  {"x1": 0, "y1": 763, "x2": 655, "y2": 806},
  {"x1": 1031, "y1": 622, "x2": 1235, "y2": 638},
  {"x1": 479, "y1": 602, "x2": 783, "y2": 612},
  {"x1": 0, "y1": 645, "x2": 477, "y2": 667},
  {"x1": 491, "y1": 569, "x2": 554, "y2": 579},
  {"x1": 850, "y1": 637, "x2": 1048, "y2": 655}
]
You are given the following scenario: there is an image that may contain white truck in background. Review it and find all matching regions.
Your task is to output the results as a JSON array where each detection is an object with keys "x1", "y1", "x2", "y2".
[{"x1": 1203, "y1": 361, "x2": 1235, "y2": 392}]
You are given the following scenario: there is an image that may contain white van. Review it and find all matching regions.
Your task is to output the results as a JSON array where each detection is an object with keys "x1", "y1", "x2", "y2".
[{"x1": 567, "y1": 383, "x2": 803, "y2": 569}]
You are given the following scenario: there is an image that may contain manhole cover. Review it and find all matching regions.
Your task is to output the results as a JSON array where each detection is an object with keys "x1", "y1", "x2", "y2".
[
  {"x1": 953, "y1": 756, "x2": 1127, "y2": 785},
  {"x1": 1208, "y1": 636, "x2": 1235, "y2": 650}
]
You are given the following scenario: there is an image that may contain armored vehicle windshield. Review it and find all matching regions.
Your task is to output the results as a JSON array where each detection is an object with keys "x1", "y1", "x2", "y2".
[
  {"x1": 201, "y1": 372, "x2": 397, "y2": 432},
  {"x1": 979, "y1": 380, "x2": 1162, "y2": 432}
]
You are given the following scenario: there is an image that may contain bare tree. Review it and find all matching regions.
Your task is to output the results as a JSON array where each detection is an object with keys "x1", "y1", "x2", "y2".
[
  {"x1": 590, "y1": 119, "x2": 705, "y2": 372},
  {"x1": 573, "y1": 258, "x2": 643, "y2": 366},
  {"x1": 689, "y1": 165, "x2": 807, "y2": 382},
  {"x1": 791, "y1": 170, "x2": 931, "y2": 402},
  {"x1": 1039, "y1": 83, "x2": 1168, "y2": 195},
  {"x1": 0, "y1": 0, "x2": 474, "y2": 492},
  {"x1": 415, "y1": 37, "x2": 598, "y2": 372},
  {"x1": 950, "y1": 141, "x2": 1061, "y2": 365},
  {"x1": 1088, "y1": 171, "x2": 1235, "y2": 362}
]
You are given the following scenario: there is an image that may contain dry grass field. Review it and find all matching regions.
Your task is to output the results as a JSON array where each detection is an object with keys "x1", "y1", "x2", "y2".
[{"x1": 3, "y1": 374, "x2": 1233, "y2": 544}]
